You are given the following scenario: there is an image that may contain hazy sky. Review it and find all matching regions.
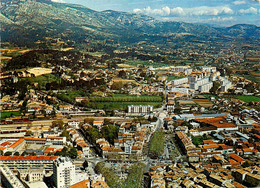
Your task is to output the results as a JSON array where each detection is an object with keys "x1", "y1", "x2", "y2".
[{"x1": 57, "y1": 0, "x2": 260, "y2": 26}]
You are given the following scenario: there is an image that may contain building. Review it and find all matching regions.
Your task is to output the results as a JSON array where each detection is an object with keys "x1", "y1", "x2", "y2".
[
  {"x1": 0, "y1": 166, "x2": 25, "y2": 188},
  {"x1": 128, "y1": 105, "x2": 153, "y2": 114},
  {"x1": 202, "y1": 67, "x2": 217, "y2": 73},
  {"x1": 190, "y1": 78, "x2": 209, "y2": 90},
  {"x1": 199, "y1": 82, "x2": 213, "y2": 93},
  {"x1": 171, "y1": 77, "x2": 189, "y2": 86},
  {"x1": 0, "y1": 156, "x2": 58, "y2": 175},
  {"x1": 53, "y1": 157, "x2": 76, "y2": 188}
]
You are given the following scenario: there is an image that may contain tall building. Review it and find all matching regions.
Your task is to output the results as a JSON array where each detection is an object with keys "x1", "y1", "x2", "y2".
[
  {"x1": 171, "y1": 77, "x2": 189, "y2": 86},
  {"x1": 128, "y1": 105, "x2": 153, "y2": 114},
  {"x1": 0, "y1": 156, "x2": 58, "y2": 175},
  {"x1": 53, "y1": 157, "x2": 76, "y2": 188},
  {"x1": 199, "y1": 82, "x2": 213, "y2": 93}
]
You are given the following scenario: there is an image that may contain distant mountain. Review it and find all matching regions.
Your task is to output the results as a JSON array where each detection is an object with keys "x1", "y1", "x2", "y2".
[{"x1": 1, "y1": 0, "x2": 259, "y2": 46}]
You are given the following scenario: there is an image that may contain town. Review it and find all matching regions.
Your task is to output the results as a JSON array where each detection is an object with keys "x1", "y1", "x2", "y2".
[
  {"x1": 0, "y1": 0, "x2": 260, "y2": 187},
  {"x1": 1, "y1": 51, "x2": 260, "y2": 187}
]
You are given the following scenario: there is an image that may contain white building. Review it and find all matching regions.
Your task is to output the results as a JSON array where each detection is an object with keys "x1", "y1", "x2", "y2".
[
  {"x1": 199, "y1": 82, "x2": 213, "y2": 93},
  {"x1": 202, "y1": 67, "x2": 217, "y2": 73},
  {"x1": 221, "y1": 79, "x2": 232, "y2": 92},
  {"x1": 68, "y1": 121, "x2": 80, "y2": 129},
  {"x1": 190, "y1": 78, "x2": 209, "y2": 90},
  {"x1": 53, "y1": 157, "x2": 76, "y2": 188},
  {"x1": 128, "y1": 105, "x2": 153, "y2": 114},
  {"x1": 171, "y1": 77, "x2": 189, "y2": 86},
  {"x1": 170, "y1": 87, "x2": 190, "y2": 95}
]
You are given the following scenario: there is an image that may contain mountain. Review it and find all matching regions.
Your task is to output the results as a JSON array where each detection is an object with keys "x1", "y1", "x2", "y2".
[{"x1": 1, "y1": 0, "x2": 259, "y2": 46}]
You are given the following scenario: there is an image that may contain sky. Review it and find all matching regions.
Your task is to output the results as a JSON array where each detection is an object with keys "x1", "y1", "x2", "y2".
[{"x1": 56, "y1": 0, "x2": 260, "y2": 26}]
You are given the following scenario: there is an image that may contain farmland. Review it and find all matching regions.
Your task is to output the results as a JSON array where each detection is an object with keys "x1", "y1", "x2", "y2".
[
  {"x1": 235, "y1": 96, "x2": 260, "y2": 103},
  {"x1": 0, "y1": 111, "x2": 21, "y2": 120}
]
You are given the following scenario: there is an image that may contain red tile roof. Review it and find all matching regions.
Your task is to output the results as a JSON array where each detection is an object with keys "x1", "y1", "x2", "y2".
[
  {"x1": 1, "y1": 142, "x2": 11, "y2": 146},
  {"x1": 9, "y1": 138, "x2": 25, "y2": 148},
  {"x1": 194, "y1": 117, "x2": 237, "y2": 128},
  {"x1": 0, "y1": 156, "x2": 58, "y2": 161},
  {"x1": 230, "y1": 153, "x2": 245, "y2": 163}
]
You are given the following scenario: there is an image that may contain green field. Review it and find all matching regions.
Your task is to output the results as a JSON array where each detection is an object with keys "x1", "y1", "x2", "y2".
[
  {"x1": 0, "y1": 111, "x2": 21, "y2": 120},
  {"x1": 93, "y1": 102, "x2": 162, "y2": 110},
  {"x1": 149, "y1": 131, "x2": 165, "y2": 158},
  {"x1": 167, "y1": 75, "x2": 183, "y2": 81},
  {"x1": 21, "y1": 74, "x2": 60, "y2": 89},
  {"x1": 192, "y1": 135, "x2": 213, "y2": 146},
  {"x1": 91, "y1": 95, "x2": 162, "y2": 103},
  {"x1": 235, "y1": 96, "x2": 260, "y2": 103},
  {"x1": 57, "y1": 89, "x2": 87, "y2": 103}
]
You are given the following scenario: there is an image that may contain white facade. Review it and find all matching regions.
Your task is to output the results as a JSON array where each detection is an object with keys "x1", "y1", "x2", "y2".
[
  {"x1": 221, "y1": 80, "x2": 232, "y2": 92},
  {"x1": 128, "y1": 105, "x2": 153, "y2": 114},
  {"x1": 68, "y1": 121, "x2": 80, "y2": 129},
  {"x1": 190, "y1": 78, "x2": 209, "y2": 90},
  {"x1": 170, "y1": 87, "x2": 190, "y2": 95},
  {"x1": 202, "y1": 67, "x2": 217, "y2": 73},
  {"x1": 53, "y1": 157, "x2": 76, "y2": 188},
  {"x1": 171, "y1": 77, "x2": 189, "y2": 86},
  {"x1": 199, "y1": 82, "x2": 213, "y2": 93}
]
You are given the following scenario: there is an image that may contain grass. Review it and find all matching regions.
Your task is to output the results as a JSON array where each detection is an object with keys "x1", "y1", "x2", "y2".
[
  {"x1": 0, "y1": 111, "x2": 21, "y2": 120},
  {"x1": 21, "y1": 73, "x2": 60, "y2": 89},
  {"x1": 125, "y1": 163, "x2": 145, "y2": 188},
  {"x1": 235, "y1": 96, "x2": 260, "y2": 103},
  {"x1": 93, "y1": 102, "x2": 162, "y2": 110},
  {"x1": 91, "y1": 95, "x2": 162, "y2": 102},
  {"x1": 167, "y1": 75, "x2": 182, "y2": 81},
  {"x1": 57, "y1": 89, "x2": 87, "y2": 103},
  {"x1": 149, "y1": 131, "x2": 165, "y2": 158},
  {"x1": 192, "y1": 135, "x2": 213, "y2": 146}
]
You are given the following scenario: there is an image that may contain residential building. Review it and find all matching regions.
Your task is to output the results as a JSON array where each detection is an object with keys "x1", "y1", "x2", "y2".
[
  {"x1": 128, "y1": 105, "x2": 153, "y2": 114},
  {"x1": 53, "y1": 157, "x2": 76, "y2": 188}
]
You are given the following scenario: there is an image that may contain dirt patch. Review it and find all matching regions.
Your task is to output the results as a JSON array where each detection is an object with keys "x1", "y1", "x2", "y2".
[{"x1": 27, "y1": 67, "x2": 52, "y2": 77}]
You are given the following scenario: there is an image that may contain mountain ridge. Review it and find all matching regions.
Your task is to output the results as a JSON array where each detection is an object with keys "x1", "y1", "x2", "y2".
[{"x1": 1, "y1": 0, "x2": 259, "y2": 46}]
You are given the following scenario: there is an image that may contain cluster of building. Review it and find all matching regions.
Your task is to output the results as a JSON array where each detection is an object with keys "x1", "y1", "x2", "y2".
[
  {"x1": 0, "y1": 156, "x2": 109, "y2": 188},
  {"x1": 149, "y1": 163, "x2": 260, "y2": 187}
]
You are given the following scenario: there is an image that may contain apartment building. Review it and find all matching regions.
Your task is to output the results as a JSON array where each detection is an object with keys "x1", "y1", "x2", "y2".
[{"x1": 53, "y1": 157, "x2": 76, "y2": 188}]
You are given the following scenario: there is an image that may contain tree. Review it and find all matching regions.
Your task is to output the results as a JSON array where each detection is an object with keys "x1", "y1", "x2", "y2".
[
  {"x1": 242, "y1": 161, "x2": 250, "y2": 168},
  {"x1": 210, "y1": 81, "x2": 221, "y2": 94},
  {"x1": 26, "y1": 130, "x2": 33, "y2": 136},
  {"x1": 83, "y1": 160, "x2": 88, "y2": 169},
  {"x1": 4, "y1": 152, "x2": 12, "y2": 156},
  {"x1": 69, "y1": 147, "x2": 78, "y2": 159},
  {"x1": 181, "y1": 121, "x2": 193, "y2": 130},
  {"x1": 84, "y1": 118, "x2": 94, "y2": 125},
  {"x1": 60, "y1": 130, "x2": 71, "y2": 141},
  {"x1": 100, "y1": 125, "x2": 119, "y2": 144},
  {"x1": 51, "y1": 120, "x2": 64, "y2": 130},
  {"x1": 14, "y1": 152, "x2": 20, "y2": 156}
]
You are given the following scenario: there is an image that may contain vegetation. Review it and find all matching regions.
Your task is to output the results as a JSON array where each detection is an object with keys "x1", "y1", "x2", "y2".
[
  {"x1": 235, "y1": 96, "x2": 260, "y2": 103},
  {"x1": 210, "y1": 81, "x2": 221, "y2": 94},
  {"x1": 95, "y1": 162, "x2": 145, "y2": 188},
  {"x1": 167, "y1": 75, "x2": 183, "y2": 81},
  {"x1": 55, "y1": 147, "x2": 78, "y2": 159},
  {"x1": 0, "y1": 111, "x2": 21, "y2": 120},
  {"x1": 83, "y1": 124, "x2": 119, "y2": 145},
  {"x1": 95, "y1": 162, "x2": 123, "y2": 188},
  {"x1": 149, "y1": 131, "x2": 165, "y2": 158},
  {"x1": 57, "y1": 89, "x2": 87, "y2": 104},
  {"x1": 124, "y1": 163, "x2": 145, "y2": 188},
  {"x1": 91, "y1": 102, "x2": 162, "y2": 110},
  {"x1": 51, "y1": 120, "x2": 64, "y2": 130},
  {"x1": 192, "y1": 135, "x2": 213, "y2": 146},
  {"x1": 90, "y1": 95, "x2": 162, "y2": 103}
]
